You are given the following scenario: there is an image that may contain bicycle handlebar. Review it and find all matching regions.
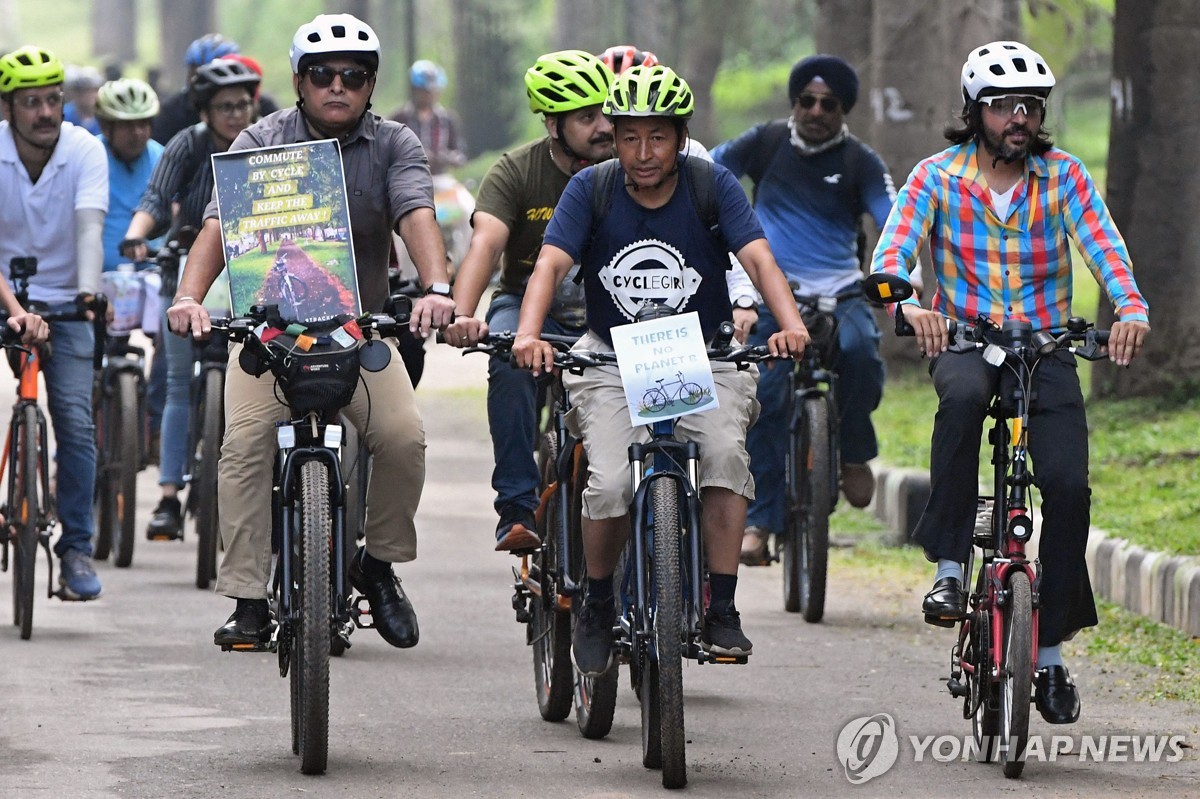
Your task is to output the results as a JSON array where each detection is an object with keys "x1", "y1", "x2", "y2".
[{"x1": 893, "y1": 305, "x2": 1111, "y2": 362}]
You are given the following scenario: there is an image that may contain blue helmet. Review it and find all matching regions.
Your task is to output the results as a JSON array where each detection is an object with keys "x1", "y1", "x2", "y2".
[
  {"x1": 185, "y1": 34, "x2": 239, "y2": 68},
  {"x1": 410, "y1": 59, "x2": 446, "y2": 91}
]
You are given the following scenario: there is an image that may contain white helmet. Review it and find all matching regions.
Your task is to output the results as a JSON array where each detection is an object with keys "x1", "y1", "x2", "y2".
[
  {"x1": 289, "y1": 13, "x2": 381, "y2": 74},
  {"x1": 961, "y1": 41, "x2": 1055, "y2": 102}
]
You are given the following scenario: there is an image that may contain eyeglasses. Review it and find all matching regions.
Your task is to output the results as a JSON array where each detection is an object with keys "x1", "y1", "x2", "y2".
[
  {"x1": 304, "y1": 65, "x2": 373, "y2": 91},
  {"x1": 795, "y1": 93, "x2": 841, "y2": 113},
  {"x1": 15, "y1": 91, "x2": 64, "y2": 111},
  {"x1": 210, "y1": 99, "x2": 254, "y2": 117},
  {"x1": 978, "y1": 94, "x2": 1045, "y2": 117}
]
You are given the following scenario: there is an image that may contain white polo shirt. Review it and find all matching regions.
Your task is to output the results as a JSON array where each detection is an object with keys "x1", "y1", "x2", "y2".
[{"x1": 0, "y1": 121, "x2": 108, "y2": 304}]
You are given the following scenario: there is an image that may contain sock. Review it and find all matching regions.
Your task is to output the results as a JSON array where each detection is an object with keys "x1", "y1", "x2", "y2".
[
  {"x1": 709, "y1": 573, "x2": 738, "y2": 607},
  {"x1": 1037, "y1": 644, "x2": 1063, "y2": 669},
  {"x1": 360, "y1": 548, "x2": 391, "y2": 575},
  {"x1": 586, "y1": 574, "x2": 614, "y2": 604},
  {"x1": 935, "y1": 559, "x2": 963, "y2": 583}
]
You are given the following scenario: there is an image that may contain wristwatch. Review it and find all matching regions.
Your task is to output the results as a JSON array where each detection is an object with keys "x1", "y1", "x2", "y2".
[
  {"x1": 733, "y1": 295, "x2": 757, "y2": 310},
  {"x1": 424, "y1": 281, "x2": 452, "y2": 298}
]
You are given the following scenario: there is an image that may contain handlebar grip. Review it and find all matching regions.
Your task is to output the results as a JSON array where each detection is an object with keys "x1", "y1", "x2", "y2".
[
  {"x1": 1095, "y1": 330, "x2": 1110, "y2": 345},
  {"x1": 894, "y1": 305, "x2": 915, "y2": 337},
  {"x1": 710, "y1": 320, "x2": 735, "y2": 351}
]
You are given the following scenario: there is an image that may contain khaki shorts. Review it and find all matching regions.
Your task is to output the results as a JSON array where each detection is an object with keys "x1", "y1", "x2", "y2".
[{"x1": 562, "y1": 331, "x2": 760, "y2": 520}]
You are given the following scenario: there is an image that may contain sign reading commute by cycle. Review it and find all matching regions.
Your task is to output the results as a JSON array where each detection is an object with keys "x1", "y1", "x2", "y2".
[
  {"x1": 611, "y1": 312, "x2": 718, "y2": 426},
  {"x1": 211, "y1": 139, "x2": 360, "y2": 323}
]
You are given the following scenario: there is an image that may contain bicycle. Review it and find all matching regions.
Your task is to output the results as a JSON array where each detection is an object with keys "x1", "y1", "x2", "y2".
[
  {"x1": 212, "y1": 297, "x2": 411, "y2": 774},
  {"x1": 93, "y1": 266, "x2": 156, "y2": 568},
  {"x1": 864, "y1": 272, "x2": 1110, "y2": 778},
  {"x1": 1, "y1": 256, "x2": 107, "y2": 640},
  {"x1": 640, "y1": 371, "x2": 706, "y2": 413}
]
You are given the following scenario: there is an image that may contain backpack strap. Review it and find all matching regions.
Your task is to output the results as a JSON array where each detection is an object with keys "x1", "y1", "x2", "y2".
[
  {"x1": 681, "y1": 155, "x2": 728, "y2": 255},
  {"x1": 838, "y1": 134, "x2": 868, "y2": 265},
  {"x1": 744, "y1": 119, "x2": 790, "y2": 204}
]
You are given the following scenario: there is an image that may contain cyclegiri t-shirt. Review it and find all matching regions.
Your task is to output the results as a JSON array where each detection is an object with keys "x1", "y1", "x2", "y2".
[{"x1": 543, "y1": 154, "x2": 764, "y2": 344}]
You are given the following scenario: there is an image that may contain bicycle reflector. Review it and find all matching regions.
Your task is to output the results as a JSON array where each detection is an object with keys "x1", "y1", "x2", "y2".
[{"x1": 1008, "y1": 512, "x2": 1034, "y2": 540}]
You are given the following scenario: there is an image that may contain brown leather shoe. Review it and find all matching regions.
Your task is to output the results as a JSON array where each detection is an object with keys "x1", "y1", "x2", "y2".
[
  {"x1": 841, "y1": 462, "x2": 875, "y2": 508},
  {"x1": 739, "y1": 527, "x2": 770, "y2": 566},
  {"x1": 494, "y1": 506, "x2": 540, "y2": 553}
]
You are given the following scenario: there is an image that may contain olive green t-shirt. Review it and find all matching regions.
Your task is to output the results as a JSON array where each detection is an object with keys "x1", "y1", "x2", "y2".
[{"x1": 473, "y1": 136, "x2": 571, "y2": 296}]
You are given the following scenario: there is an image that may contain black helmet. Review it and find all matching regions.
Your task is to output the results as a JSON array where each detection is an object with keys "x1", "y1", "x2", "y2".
[{"x1": 189, "y1": 57, "x2": 260, "y2": 112}]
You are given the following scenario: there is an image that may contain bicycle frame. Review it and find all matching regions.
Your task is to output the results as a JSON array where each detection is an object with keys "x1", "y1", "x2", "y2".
[{"x1": 1, "y1": 346, "x2": 55, "y2": 590}]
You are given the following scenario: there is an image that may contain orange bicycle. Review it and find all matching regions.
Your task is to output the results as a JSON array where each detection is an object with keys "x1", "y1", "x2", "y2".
[{"x1": 1, "y1": 256, "x2": 106, "y2": 640}]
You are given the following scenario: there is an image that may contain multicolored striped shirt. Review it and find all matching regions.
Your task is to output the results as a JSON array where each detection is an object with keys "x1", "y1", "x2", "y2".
[{"x1": 871, "y1": 139, "x2": 1148, "y2": 329}]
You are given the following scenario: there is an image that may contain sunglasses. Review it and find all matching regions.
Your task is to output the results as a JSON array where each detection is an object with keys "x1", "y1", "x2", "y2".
[
  {"x1": 795, "y1": 93, "x2": 841, "y2": 113},
  {"x1": 978, "y1": 94, "x2": 1045, "y2": 117},
  {"x1": 304, "y1": 65, "x2": 373, "y2": 91}
]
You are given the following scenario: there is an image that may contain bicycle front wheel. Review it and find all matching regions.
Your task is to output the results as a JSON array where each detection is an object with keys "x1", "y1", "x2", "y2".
[
  {"x1": 112, "y1": 371, "x2": 140, "y2": 568},
  {"x1": 194, "y1": 368, "x2": 224, "y2": 589},
  {"x1": 291, "y1": 459, "x2": 331, "y2": 775},
  {"x1": 643, "y1": 477, "x2": 686, "y2": 788},
  {"x1": 12, "y1": 405, "x2": 41, "y2": 640},
  {"x1": 1000, "y1": 570, "x2": 1033, "y2": 778},
  {"x1": 784, "y1": 396, "x2": 831, "y2": 621}
]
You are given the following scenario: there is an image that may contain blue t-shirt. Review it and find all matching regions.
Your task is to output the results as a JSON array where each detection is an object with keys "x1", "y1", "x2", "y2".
[
  {"x1": 544, "y1": 156, "x2": 764, "y2": 344},
  {"x1": 713, "y1": 126, "x2": 895, "y2": 295},
  {"x1": 100, "y1": 137, "x2": 164, "y2": 271}
]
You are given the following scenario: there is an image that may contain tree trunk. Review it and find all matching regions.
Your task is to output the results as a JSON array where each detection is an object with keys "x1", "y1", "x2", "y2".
[
  {"x1": 158, "y1": 0, "x2": 215, "y2": 91},
  {"x1": 1094, "y1": 0, "x2": 1200, "y2": 397},
  {"x1": 554, "y1": 0, "x2": 615, "y2": 53},
  {"x1": 91, "y1": 0, "x2": 137, "y2": 64},
  {"x1": 451, "y1": 0, "x2": 520, "y2": 154}
]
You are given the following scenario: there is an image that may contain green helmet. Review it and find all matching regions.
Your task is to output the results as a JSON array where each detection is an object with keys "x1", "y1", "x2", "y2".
[
  {"x1": 0, "y1": 45, "x2": 65, "y2": 94},
  {"x1": 524, "y1": 50, "x2": 613, "y2": 115},
  {"x1": 603, "y1": 65, "x2": 694, "y2": 120},
  {"x1": 96, "y1": 78, "x2": 160, "y2": 121}
]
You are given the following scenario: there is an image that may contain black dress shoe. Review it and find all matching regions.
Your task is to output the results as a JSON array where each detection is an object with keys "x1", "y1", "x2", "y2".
[
  {"x1": 349, "y1": 548, "x2": 419, "y2": 648},
  {"x1": 214, "y1": 598, "x2": 276, "y2": 646},
  {"x1": 922, "y1": 577, "x2": 967, "y2": 627},
  {"x1": 1035, "y1": 665, "x2": 1081, "y2": 724}
]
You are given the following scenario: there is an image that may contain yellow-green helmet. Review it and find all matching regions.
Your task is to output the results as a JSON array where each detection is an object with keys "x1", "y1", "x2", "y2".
[
  {"x1": 603, "y1": 65, "x2": 694, "y2": 120},
  {"x1": 524, "y1": 50, "x2": 613, "y2": 115},
  {"x1": 0, "y1": 45, "x2": 65, "y2": 94}
]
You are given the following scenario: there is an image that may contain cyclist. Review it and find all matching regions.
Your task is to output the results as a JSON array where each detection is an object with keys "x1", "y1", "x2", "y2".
[
  {"x1": 712, "y1": 55, "x2": 903, "y2": 564},
  {"x1": 870, "y1": 41, "x2": 1149, "y2": 724},
  {"x1": 166, "y1": 13, "x2": 454, "y2": 651},
  {"x1": 63, "y1": 65, "x2": 103, "y2": 136},
  {"x1": 0, "y1": 45, "x2": 107, "y2": 600},
  {"x1": 512, "y1": 65, "x2": 809, "y2": 673},
  {"x1": 152, "y1": 33, "x2": 239, "y2": 145},
  {"x1": 389, "y1": 59, "x2": 467, "y2": 175},
  {"x1": 98, "y1": 79, "x2": 163, "y2": 273},
  {"x1": 121, "y1": 57, "x2": 262, "y2": 541}
]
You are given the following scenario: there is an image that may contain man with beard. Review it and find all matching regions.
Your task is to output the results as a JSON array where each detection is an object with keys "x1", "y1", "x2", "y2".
[{"x1": 871, "y1": 41, "x2": 1149, "y2": 725}]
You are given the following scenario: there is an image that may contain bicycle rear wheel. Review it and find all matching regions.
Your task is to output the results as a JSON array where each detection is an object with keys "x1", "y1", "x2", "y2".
[
  {"x1": 292, "y1": 459, "x2": 331, "y2": 775},
  {"x1": 112, "y1": 371, "x2": 140, "y2": 567},
  {"x1": 532, "y1": 432, "x2": 573, "y2": 722},
  {"x1": 784, "y1": 395, "x2": 831, "y2": 621},
  {"x1": 12, "y1": 405, "x2": 40, "y2": 640},
  {"x1": 194, "y1": 368, "x2": 224, "y2": 589},
  {"x1": 643, "y1": 477, "x2": 686, "y2": 788},
  {"x1": 1000, "y1": 570, "x2": 1033, "y2": 778}
]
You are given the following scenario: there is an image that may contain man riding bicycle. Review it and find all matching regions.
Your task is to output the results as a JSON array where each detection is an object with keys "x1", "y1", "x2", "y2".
[
  {"x1": 512, "y1": 65, "x2": 809, "y2": 675},
  {"x1": 870, "y1": 40, "x2": 1150, "y2": 725},
  {"x1": 389, "y1": 59, "x2": 467, "y2": 175},
  {"x1": 0, "y1": 45, "x2": 105, "y2": 599},
  {"x1": 166, "y1": 13, "x2": 455, "y2": 651}
]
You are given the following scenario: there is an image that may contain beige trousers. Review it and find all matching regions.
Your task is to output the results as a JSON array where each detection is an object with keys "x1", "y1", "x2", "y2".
[{"x1": 214, "y1": 339, "x2": 426, "y2": 598}]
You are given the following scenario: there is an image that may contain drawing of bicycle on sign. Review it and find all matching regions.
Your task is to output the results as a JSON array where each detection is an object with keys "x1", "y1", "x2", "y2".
[{"x1": 639, "y1": 371, "x2": 714, "y2": 415}]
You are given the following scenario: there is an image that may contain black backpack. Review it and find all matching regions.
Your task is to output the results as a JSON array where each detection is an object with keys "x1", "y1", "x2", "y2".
[{"x1": 742, "y1": 119, "x2": 869, "y2": 264}]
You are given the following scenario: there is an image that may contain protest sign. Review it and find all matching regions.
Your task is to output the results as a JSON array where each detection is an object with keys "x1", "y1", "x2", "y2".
[{"x1": 610, "y1": 312, "x2": 717, "y2": 426}]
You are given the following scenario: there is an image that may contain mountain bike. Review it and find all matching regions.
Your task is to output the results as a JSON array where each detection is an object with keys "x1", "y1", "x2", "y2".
[
  {"x1": 865, "y1": 272, "x2": 1110, "y2": 778},
  {"x1": 1, "y1": 257, "x2": 107, "y2": 640},
  {"x1": 212, "y1": 298, "x2": 411, "y2": 775},
  {"x1": 93, "y1": 267, "x2": 156, "y2": 567},
  {"x1": 463, "y1": 332, "x2": 588, "y2": 725}
]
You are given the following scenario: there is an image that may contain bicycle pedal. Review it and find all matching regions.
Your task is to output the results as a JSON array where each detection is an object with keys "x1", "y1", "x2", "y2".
[
  {"x1": 947, "y1": 677, "x2": 969, "y2": 698},
  {"x1": 709, "y1": 655, "x2": 749, "y2": 665},
  {"x1": 351, "y1": 595, "x2": 376, "y2": 629},
  {"x1": 221, "y1": 640, "x2": 277, "y2": 653},
  {"x1": 146, "y1": 533, "x2": 182, "y2": 542},
  {"x1": 924, "y1": 613, "x2": 960, "y2": 629}
]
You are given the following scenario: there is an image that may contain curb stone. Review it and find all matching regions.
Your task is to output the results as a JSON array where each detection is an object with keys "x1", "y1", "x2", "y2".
[{"x1": 870, "y1": 464, "x2": 1200, "y2": 638}]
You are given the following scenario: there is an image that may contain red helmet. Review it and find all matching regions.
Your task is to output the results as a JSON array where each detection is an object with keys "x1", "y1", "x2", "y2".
[{"x1": 598, "y1": 45, "x2": 658, "y2": 75}]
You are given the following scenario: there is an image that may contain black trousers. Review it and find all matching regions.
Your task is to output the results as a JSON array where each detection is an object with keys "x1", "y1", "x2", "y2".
[{"x1": 913, "y1": 349, "x2": 1097, "y2": 646}]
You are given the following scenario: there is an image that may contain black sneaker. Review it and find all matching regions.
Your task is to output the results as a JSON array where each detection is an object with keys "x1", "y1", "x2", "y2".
[
  {"x1": 146, "y1": 496, "x2": 183, "y2": 541},
  {"x1": 702, "y1": 601, "x2": 753, "y2": 656},
  {"x1": 494, "y1": 505, "x2": 539, "y2": 553},
  {"x1": 214, "y1": 598, "x2": 276, "y2": 647},
  {"x1": 349, "y1": 547, "x2": 419, "y2": 648},
  {"x1": 572, "y1": 596, "x2": 616, "y2": 676}
]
